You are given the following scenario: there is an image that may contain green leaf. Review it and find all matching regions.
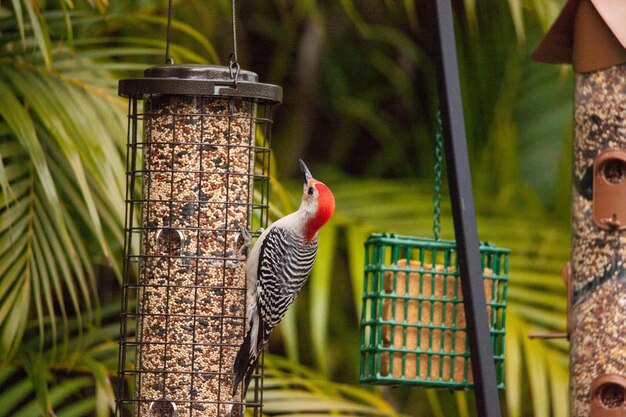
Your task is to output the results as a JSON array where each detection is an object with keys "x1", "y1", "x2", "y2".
[
  {"x1": 78, "y1": 356, "x2": 115, "y2": 416},
  {"x1": 505, "y1": 317, "x2": 522, "y2": 417},
  {"x1": 10, "y1": 0, "x2": 26, "y2": 48},
  {"x1": 19, "y1": 351, "x2": 53, "y2": 416},
  {"x1": 454, "y1": 392, "x2": 471, "y2": 417},
  {"x1": 30, "y1": 238, "x2": 48, "y2": 349},
  {"x1": 0, "y1": 277, "x2": 30, "y2": 357},
  {"x1": 309, "y1": 221, "x2": 337, "y2": 376},
  {"x1": 0, "y1": 78, "x2": 61, "y2": 217},
  {"x1": 58, "y1": 0, "x2": 74, "y2": 48},
  {"x1": 263, "y1": 397, "x2": 391, "y2": 415},
  {"x1": 0, "y1": 377, "x2": 33, "y2": 417},
  {"x1": 523, "y1": 332, "x2": 550, "y2": 417},
  {"x1": 5, "y1": 69, "x2": 110, "y2": 263},
  {"x1": 280, "y1": 306, "x2": 299, "y2": 364},
  {"x1": 346, "y1": 223, "x2": 368, "y2": 317},
  {"x1": 22, "y1": 0, "x2": 53, "y2": 67},
  {"x1": 56, "y1": 398, "x2": 97, "y2": 417},
  {"x1": 14, "y1": 377, "x2": 92, "y2": 417},
  {"x1": 548, "y1": 357, "x2": 569, "y2": 417},
  {"x1": 425, "y1": 390, "x2": 445, "y2": 417},
  {"x1": 339, "y1": 0, "x2": 372, "y2": 38}
]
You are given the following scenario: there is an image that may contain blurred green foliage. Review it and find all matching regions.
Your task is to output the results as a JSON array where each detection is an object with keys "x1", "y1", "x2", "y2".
[{"x1": 0, "y1": 0, "x2": 573, "y2": 416}]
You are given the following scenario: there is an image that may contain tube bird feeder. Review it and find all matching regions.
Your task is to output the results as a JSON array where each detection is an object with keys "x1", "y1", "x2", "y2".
[
  {"x1": 116, "y1": 64, "x2": 281, "y2": 417},
  {"x1": 533, "y1": 1, "x2": 626, "y2": 415}
]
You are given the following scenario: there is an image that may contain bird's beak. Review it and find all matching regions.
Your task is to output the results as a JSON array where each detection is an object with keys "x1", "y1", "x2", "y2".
[{"x1": 299, "y1": 159, "x2": 313, "y2": 184}]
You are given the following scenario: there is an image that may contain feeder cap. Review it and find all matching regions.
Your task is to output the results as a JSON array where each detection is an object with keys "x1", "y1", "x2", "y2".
[
  {"x1": 144, "y1": 64, "x2": 258, "y2": 82},
  {"x1": 118, "y1": 64, "x2": 282, "y2": 104}
]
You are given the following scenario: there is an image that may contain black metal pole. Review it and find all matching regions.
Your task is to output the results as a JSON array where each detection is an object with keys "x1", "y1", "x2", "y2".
[{"x1": 431, "y1": 1, "x2": 502, "y2": 416}]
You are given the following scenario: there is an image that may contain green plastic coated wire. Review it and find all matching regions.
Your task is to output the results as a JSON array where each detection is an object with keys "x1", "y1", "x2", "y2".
[{"x1": 432, "y1": 111, "x2": 444, "y2": 241}]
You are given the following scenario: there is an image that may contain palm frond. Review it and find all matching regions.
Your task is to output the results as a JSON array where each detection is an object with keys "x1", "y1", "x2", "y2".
[
  {"x1": 0, "y1": 57, "x2": 131, "y2": 354},
  {"x1": 0, "y1": 304, "x2": 121, "y2": 416},
  {"x1": 263, "y1": 355, "x2": 402, "y2": 417},
  {"x1": 0, "y1": 0, "x2": 220, "y2": 358}
]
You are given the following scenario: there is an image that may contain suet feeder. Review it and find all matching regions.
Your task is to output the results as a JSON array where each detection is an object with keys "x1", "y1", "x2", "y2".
[
  {"x1": 115, "y1": 64, "x2": 281, "y2": 416},
  {"x1": 359, "y1": 112, "x2": 509, "y2": 390},
  {"x1": 359, "y1": 234, "x2": 509, "y2": 389}
]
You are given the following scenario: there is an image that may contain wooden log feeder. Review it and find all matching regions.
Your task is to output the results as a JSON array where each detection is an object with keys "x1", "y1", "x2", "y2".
[
  {"x1": 533, "y1": 1, "x2": 626, "y2": 415},
  {"x1": 115, "y1": 64, "x2": 281, "y2": 417}
]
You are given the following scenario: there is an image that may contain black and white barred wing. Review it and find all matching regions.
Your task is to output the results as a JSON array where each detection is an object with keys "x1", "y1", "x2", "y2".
[
  {"x1": 257, "y1": 226, "x2": 318, "y2": 341},
  {"x1": 232, "y1": 226, "x2": 317, "y2": 398}
]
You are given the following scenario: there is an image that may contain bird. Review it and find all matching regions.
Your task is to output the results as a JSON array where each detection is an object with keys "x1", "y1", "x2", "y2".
[{"x1": 231, "y1": 159, "x2": 335, "y2": 405}]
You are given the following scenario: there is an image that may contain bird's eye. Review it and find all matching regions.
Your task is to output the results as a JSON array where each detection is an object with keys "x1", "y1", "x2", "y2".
[{"x1": 307, "y1": 186, "x2": 314, "y2": 196}]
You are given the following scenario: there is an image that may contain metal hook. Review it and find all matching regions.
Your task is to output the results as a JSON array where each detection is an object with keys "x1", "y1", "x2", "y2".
[{"x1": 229, "y1": 53, "x2": 240, "y2": 88}]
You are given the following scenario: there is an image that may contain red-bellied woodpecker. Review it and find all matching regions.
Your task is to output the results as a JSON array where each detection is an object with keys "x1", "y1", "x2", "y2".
[{"x1": 231, "y1": 159, "x2": 335, "y2": 401}]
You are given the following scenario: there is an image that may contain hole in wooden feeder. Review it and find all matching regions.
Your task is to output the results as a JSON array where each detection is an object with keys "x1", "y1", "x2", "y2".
[
  {"x1": 601, "y1": 159, "x2": 626, "y2": 184},
  {"x1": 598, "y1": 383, "x2": 626, "y2": 409}
]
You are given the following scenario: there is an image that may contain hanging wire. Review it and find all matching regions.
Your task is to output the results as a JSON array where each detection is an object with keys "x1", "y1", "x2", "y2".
[
  {"x1": 231, "y1": 0, "x2": 238, "y2": 62},
  {"x1": 432, "y1": 111, "x2": 444, "y2": 241},
  {"x1": 164, "y1": 0, "x2": 174, "y2": 64},
  {"x1": 229, "y1": 0, "x2": 241, "y2": 85}
]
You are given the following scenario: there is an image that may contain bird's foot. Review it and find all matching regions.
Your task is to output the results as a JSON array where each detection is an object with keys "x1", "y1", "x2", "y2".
[
  {"x1": 226, "y1": 401, "x2": 245, "y2": 417},
  {"x1": 234, "y1": 227, "x2": 252, "y2": 261}
]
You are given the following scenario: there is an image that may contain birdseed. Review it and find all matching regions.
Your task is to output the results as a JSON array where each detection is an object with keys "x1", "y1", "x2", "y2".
[{"x1": 134, "y1": 95, "x2": 255, "y2": 417}]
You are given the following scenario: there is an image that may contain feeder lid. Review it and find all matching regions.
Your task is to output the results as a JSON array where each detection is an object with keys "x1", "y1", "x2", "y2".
[{"x1": 119, "y1": 64, "x2": 282, "y2": 104}]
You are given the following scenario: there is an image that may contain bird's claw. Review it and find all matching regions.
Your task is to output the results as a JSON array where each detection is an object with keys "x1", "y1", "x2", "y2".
[
  {"x1": 227, "y1": 403, "x2": 245, "y2": 417},
  {"x1": 234, "y1": 227, "x2": 252, "y2": 261}
]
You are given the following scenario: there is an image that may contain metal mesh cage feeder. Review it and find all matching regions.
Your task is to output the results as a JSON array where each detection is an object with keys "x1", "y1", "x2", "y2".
[
  {"x1": 359, "y1": 234, "x2": 509, "y2": 390},
  {"x1": 116, "y1": 64, "x2": 281, "y2": 417}
]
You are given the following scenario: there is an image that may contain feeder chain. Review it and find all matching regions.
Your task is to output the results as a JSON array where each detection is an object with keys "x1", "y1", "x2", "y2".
[{"x1": 433, "y1": 111, "x2": 444, "y2": 241}]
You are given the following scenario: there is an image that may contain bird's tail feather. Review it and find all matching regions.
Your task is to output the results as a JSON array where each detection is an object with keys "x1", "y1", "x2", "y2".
[
  {"x1": 241, "y1": 355, "x2": 258, "y2": 395},
  {"x1": 233, "y1": 332, "x2": 262, "y2": 396},
  {"x1": 232, "y1": 327, "x2": 253, "y2": 396}
]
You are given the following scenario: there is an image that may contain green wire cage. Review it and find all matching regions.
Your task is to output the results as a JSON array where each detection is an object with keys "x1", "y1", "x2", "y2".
[
  {"x1": 359, "y1": 233, "x2": 509, "y2": 389},
  {"x1": 359, "y1": 114, "x2": 509, "y2": 390}
]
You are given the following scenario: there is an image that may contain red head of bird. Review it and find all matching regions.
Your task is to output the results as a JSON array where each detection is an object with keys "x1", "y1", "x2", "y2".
[{"x1": 298, "y1": 159, "x2": 335, "y2": 243}]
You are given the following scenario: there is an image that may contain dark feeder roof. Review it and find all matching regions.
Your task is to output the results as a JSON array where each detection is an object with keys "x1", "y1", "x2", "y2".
[{"x1": 119, "y1": 64, "x2": 282, "y2": 104}]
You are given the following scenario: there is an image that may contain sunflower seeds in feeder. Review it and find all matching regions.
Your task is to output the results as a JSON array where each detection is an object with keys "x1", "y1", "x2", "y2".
[{"x1": 117, "y1": 65, "x2": 281, "y2": 417}]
